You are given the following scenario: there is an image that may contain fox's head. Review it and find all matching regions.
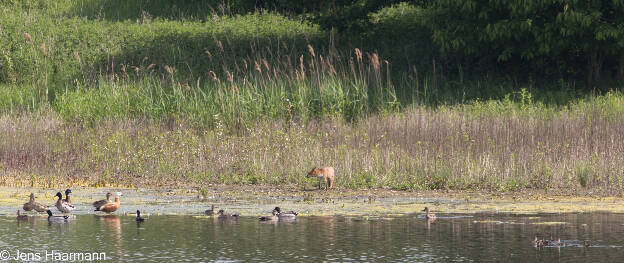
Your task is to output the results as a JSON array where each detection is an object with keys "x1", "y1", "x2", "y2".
[{"x1": 306, "y1": 168, "x2": 322, "y2": 177}]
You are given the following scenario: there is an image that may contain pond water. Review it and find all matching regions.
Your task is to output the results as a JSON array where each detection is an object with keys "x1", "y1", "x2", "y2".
[{"x1": 1, "y1": 212, "x2": 622, "y2": 262}]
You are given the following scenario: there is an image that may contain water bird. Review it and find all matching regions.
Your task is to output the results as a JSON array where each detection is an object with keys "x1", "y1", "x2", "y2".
[
  {"x1": 93, "y1": 192, "x2": 112, "y2": 211},
  {"x1": 23, "y1": 193, "x2": 49, "y2": 212},
  {"x1": 55, "y1": 192, "x2": 75, "y2": 213},
  {"x1": 16, "y1": 210, "x2": 28, "y2": 220},
  {"x1": 136, "y1": 210, "x2": 145, "y2": 222},
  {"x1": 422, "y1": 207, "x2": 436, "y2": 219},
  {"x1": 584, "y1": 241, "x2": 591, "y2": 247},
  {"x1": 98, "y1": 192, "x2": 121, "y2": 213},
  {"x1": 533, "y1": 236, "x2": 545, "y2": 247},
  {"x1": 63, "y1": 189, "x2": 73, "y2": 205},
  {"x1": 274, "y1": 207, "x2": 297, "y2": 218},
  {"x1": 205, "y1": 205, "x2": 217, "y2": 216},
  {"x1": 259, "y1": 209, "x2": 279, "y2": 221},
  {"x1": 217, "y1": 209, "x2": 239, "y2": 219},
  {"x1": 46, "y1": 210, "x2": 69, "y2": 221}
]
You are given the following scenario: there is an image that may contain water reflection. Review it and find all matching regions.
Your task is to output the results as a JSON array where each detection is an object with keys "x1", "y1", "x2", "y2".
[
  {"x1": 2, "y1": 213, "x2": 623, "y2": 262},
  {"x1": 97, "y1": 215, "x2": 122, "y2": 254}
]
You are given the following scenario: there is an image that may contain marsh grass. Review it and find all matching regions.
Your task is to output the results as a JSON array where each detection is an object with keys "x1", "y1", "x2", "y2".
[
  {"x1": 2, "y1": 92, "x2": 623, "y2": 192},
  {"x1": 2, "y1": 1, "x2": 624, "y2": 192}
]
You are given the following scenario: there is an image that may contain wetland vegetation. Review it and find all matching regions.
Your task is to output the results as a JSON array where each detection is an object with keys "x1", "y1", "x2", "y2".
[{"x1": 1, "y1": 0, "x2": 624, "y2": 194}]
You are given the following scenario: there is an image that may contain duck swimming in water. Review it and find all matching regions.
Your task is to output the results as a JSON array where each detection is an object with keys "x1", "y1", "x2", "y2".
[
  {"x1": 217, "y1": 209, "x2": 239, "y2": 219},
  {"x1": 55, "y1": 192, "x2": 75, "y2": 214},
  {"x1": 273, "y1": 207, "x2": 297, "y2": 219},
  {"x1": 46, "y1": 210, "x2": 69, "y2": 222},
  {"x1": 259, "y1": 209, "x2": 279, "y2": 221},
  {"x1": 23, "y1": 193, "x2": 49, "y2": 213},
  {"x1": 16, "y1": 210, "x2": 28, "y2": 220},
  {"x1": 422, "y1": 207, "x2": 436, "y2": 219},
  {"x1": 136, "y1": 210, "x2": 145, "y2": 222},
  {"x1": 205, "y1": 205, "x2": 217, "y2": 216}
]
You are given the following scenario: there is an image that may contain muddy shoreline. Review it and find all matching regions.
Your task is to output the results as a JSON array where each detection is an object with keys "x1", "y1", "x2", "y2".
[{"x1": 2, "y1": 186, "x2": 623, "y2": 217}]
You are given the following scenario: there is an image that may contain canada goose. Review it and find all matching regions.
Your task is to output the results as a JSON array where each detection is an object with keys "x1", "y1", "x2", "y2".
[
  {"x1": 217, "y1": 209, "x2": 239, "y2": 219},
  {"x1": 93, "y1": 192, "x2": 113, "y2": 211},
  {"x1": 23, "y1": 193, "x2": 49, "y2": 212},
  {"x1": 55, "y1": 192, "x2": 75, "y2": 213},
  {"x1": 422, "y1": 207, "x2": 436, "y2": 219},
  {"x1": 205, "y1": 205, "x2": 217, "y2": 216},
  {"x1": 259, "y1": 209, "x2": 279, "y2": 221},
  {"x1": 136, "y1": 210, "x2": 145, "y2": 222},
  {"x1": 99, "y1": 192, "x2": 121, "y2": 213},
  {"x1": 46, "y1": 210, "x2": 69, "y2": 221},
  {"x1": 16, "y1": 210, "x2": 28, "y2": 220},
  {"x1": 274, "y1": 207, "x2": 297, "y2": 218}
]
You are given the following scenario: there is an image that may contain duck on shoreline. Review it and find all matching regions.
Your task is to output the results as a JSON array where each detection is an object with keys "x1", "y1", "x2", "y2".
[
  {"x1": 63, "y1": 189, "x2": 72, "y2": 205},
  {"x1": 98, "y1": 192, "x2": 121, "y2": 213},
  {"x1": 55, "y1": 192, "x2": 75, "y2": 214},
  {"x1": 23, "y1": 193, "x2": 49, "y2": 213},
  {"x1": 93, "y1": 192, "x2": 112, "y2": 211}
]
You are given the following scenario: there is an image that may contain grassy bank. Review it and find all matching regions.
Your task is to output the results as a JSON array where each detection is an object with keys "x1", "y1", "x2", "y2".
[
  {"x1": 1, "y1": 0, "x2": 597, "y2": 128},
  {"x1": 2, "y1": 1, "x2": 624, "y2": 193},
  {"x1": 2, "y1": 91, "x2": 623, "y2": 192}
]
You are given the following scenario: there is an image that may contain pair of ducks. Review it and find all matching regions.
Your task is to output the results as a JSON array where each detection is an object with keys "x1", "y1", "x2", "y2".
[
  {"x1": 22, "y1": 190, "x2": 73, "y2": 213},
  {"x1": 20, "y1": 190, "x2": 73, "y2": 221},
  {"x1": 53, "y1": 190, "x2": 122, "y2": 214},
  {"x1": 533, "y1": 236, "x2": 592, "y2": 248},
  {"x1": 92, "y1": 192, "x2": 122, "y2": 213},
  {"x1": 204, "y1": 205, "x2": 239, "y2": 219},
  {"x1": 533, "y1": 236, "x2": 563, "y2": 247},
  {"x1": 259, "y1": 207, "x2": 298, "y2": 221},
  {"x1": 94, "y1": 192, "x2": 141, "y2": 222}
]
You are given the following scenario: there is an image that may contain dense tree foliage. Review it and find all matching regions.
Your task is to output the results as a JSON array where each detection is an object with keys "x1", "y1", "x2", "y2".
[
  {"x1": 266, "y1": 0, "x2": 624, "y2": 85},
  {"x1": 422, "y1": 0, "x2": 624, "y2": 85}
]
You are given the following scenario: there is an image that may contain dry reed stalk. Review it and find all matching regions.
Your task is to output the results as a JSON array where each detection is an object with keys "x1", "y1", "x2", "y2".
[
  {"x1": 209, "y1": 70, "x2": 219, "y2": 82},
  {"x1": 371, "y1": 53, "x2": 380, "y2": 71},
  {"x1": 262, "y1": 59, "x2": 270, "y2": 73},
  {"x1": 73, "y1": 51, "x2": 82, "y2": 65},
  {"x1": 254, "y1": 60, "x2": 262, "y2": 73},
  {"x1": 39, "y1": 43, "x2": 46, "y2": 56},
  {"x1": 299, "y1": 55, "x2": 305, "y2": 80},
  {"x1": 24, "y1": 32, "x2": 32, "y2": 45},
  {"x1": 214, "y1": 36, "x2": 224, "y2": 52},
  {"x1": 308, "y1": 44, "x2": 315, "y2": 58},
  {"x1": 164, "y1": 65, "x2": 174, "y2": 75},
  {"x1": 355, "y1": 48, "x2": 362, "y2": 63}
]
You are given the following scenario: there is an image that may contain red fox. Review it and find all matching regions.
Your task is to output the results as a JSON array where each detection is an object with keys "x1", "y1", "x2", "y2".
[{"x1": 307, "y1": 167, "x2": 335, "y2": 190}]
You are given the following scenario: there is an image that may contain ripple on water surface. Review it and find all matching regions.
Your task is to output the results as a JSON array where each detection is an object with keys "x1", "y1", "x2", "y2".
[{"x1": 1, "y1": 213, "x2": 623, "y2": 262}]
